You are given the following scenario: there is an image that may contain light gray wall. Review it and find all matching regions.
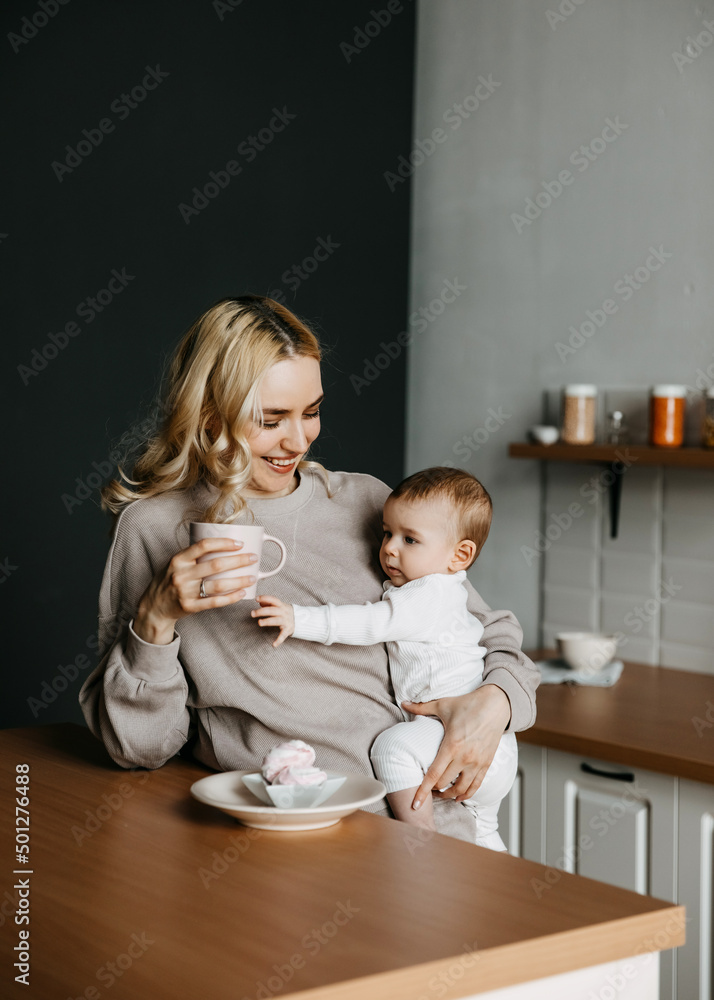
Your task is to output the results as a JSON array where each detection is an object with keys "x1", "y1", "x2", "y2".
[{"x1": 407, "y1": 0, "x2": 714, "y2": 654}]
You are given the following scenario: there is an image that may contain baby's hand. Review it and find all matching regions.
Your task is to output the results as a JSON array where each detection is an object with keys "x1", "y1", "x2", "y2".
[{"x1": 251, "y1": 595, "x2": 295, "y2": 648}]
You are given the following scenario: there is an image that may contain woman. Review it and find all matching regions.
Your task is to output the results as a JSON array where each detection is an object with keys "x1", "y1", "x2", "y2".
[{"x1": 80, "y1": 295, "x2": 538, "y2": 843}]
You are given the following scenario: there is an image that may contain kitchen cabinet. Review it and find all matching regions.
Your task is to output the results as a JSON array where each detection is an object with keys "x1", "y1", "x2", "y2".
[
  {"x1": 543, "y1": 749, "x2": 676, "y2": 900},
  {"x1": 500, "y1": 744, "x2": 677, "y2": 902},
  {"x1": 516, "y1": 657, "x2": 714, "y2": 1000},
  {"x1": 677, "y1": 778, "x2": 714, "y2": 1000},
  {"x1": 507, "y1": 741, "x2": 714, "y2": 1000},
  {"x1": 544, "y1": 749, "x2": 678, "y2": 1000},
  {"x1": 498, "y1": 742, "x2": 545, "y2": 862}
]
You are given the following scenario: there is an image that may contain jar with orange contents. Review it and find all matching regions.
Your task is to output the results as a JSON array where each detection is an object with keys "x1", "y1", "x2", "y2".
[{"x1": 650, "y1": 385, "x2": 686, "y2": 448}]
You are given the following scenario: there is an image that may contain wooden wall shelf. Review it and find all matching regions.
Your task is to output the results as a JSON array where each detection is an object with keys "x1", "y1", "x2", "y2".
[
  {"x1": 508, "y1": 443, "x2": 714, "y2": 468},
  {"x1": 508, "y1": 443, "x2": 714, "y2": 538}
]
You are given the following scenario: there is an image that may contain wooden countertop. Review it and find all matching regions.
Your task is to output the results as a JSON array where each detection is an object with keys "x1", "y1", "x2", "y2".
[
  {"x1": 0, "y1": 724, "x2": 684, "y2": 1000},
  {"x1": 522, "y1": 653, "x2": 714, "y2": 784}
]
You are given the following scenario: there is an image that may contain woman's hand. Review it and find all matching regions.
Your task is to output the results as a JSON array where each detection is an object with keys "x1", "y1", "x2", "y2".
[
  {"x1": 251, "y1": 595, "x2": 295, "y2": 647},
  {"x1": 133, "y1": 538, "x2": 259, "y2": 645},
  {"x1": 402, "y1": 684, "x2": 512, "y2": 810}
]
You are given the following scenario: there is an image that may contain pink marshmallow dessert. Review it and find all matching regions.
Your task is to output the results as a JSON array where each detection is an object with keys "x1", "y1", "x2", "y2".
[
  {"x1": 242, "y1": 740, "x2": 346, "y2": 809},
  {"x1": 261, "y1": 740, "x2": 318, "y2": 783},
  {"x1": 272, "y1": 766, "x2": 328, "y2": 786}
]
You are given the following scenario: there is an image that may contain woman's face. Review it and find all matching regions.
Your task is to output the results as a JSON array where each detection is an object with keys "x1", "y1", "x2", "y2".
[{"x1": 245, "y1": 356, "x2": 323, "y2": 497}]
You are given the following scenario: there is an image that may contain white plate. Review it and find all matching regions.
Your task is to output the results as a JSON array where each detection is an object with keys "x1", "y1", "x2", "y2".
[{"x1": 190, "y1": 769, "x2": 386, "y2": 831}]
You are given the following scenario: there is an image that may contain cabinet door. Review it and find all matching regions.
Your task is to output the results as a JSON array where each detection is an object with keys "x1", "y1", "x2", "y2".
[
  {"x1": 544, "y1": 749, "x2": 676, "y2": 898},
  {"x1": 677, "y1": 778, "x2": 714, "y2": 1000},
  {"x1": 497, "y1": 741, "x2": 545, "y2": 862},
  {"x1": 545, "y1": 749, "x2": 677, "y2": 1000}
]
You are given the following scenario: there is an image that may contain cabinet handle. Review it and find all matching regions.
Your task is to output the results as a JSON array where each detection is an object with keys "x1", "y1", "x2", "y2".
[{"x1": 580, "y1": 762, "x2": 635, "y2": 782}]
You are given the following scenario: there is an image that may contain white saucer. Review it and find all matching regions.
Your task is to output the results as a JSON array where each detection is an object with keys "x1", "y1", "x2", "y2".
[{"x1": 190, "y1": 769, "x2": 386, "y2": 831}]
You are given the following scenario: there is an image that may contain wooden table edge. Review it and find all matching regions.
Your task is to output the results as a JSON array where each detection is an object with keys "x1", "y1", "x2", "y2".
[{"x1": 279, "y1": 906, "x2": 686, "y2": 1000}]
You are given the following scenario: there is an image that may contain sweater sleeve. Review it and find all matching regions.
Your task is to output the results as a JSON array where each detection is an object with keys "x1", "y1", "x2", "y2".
[
  {"x1": 78, "y1": 507, "x2": 193, "y2": 770},
  {"x1": 463, "y1": 580, "x2": 539, "y2": 733},
  {"x1": 292, "y1": 579, "x2": 443, "y2": 646}
]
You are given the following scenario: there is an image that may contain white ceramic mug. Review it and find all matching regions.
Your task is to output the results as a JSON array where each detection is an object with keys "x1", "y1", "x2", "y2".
[{"x1": 189, "y1": 523, "x2": 287, "y2": 600}]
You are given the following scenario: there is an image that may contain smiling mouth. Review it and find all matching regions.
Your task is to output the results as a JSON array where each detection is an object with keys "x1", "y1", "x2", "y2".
[{"x1": 262, "y1": 456, "x2": 299, "y2": 474}]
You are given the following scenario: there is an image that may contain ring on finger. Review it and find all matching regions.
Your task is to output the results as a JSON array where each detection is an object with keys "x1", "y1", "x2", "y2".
[{"x1": 199, "y1": 579, "x2": 207, "y2": 599}]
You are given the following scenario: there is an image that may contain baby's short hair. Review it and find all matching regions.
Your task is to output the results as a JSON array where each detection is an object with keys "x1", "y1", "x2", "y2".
[{"x1": 389, "y1": 466, "x2": 492, "y2": 566}]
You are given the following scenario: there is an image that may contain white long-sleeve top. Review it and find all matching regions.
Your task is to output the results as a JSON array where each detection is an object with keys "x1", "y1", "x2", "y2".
[{"x1": 292, "y1": 570, "x2": 487, "y2": 706}]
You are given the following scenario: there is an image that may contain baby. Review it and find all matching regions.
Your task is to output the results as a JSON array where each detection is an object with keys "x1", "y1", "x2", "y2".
[{"x1": 252, "y1": 466, "x2": 518, "y2": 851}]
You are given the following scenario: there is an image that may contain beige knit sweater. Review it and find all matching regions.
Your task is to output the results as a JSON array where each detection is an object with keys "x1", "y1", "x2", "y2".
[{"x1": 79, "y1": 468, "x2": 538, "y2": 840}]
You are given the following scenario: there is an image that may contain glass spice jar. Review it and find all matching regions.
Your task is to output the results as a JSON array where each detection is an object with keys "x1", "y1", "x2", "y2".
[
  {"x1": 650, "y1": 385, "x2": 686, "y2": 448},
  {"x1": 703, "y1": 386, "x2": 714, "y2": 449},
  {"x1": 607, "y1": 410, "x2": 628, "y2": 445},
  {"x1": 561, "y1": 385, "x2": 597, "y2": 444}
]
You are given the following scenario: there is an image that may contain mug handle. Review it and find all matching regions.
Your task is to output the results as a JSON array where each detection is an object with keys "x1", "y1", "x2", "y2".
[{"x1": 257, "y1": 536, "x2": 287, "y2": 579}]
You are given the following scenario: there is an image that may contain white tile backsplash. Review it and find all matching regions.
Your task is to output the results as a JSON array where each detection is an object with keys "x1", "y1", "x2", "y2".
[
  {"x1": 544, "y1": 462, "x2": 604, "y2": 510},
  {"x1": 543, "y1": 546, "x2": 598, "y2": 590},
  {"x1": 541, "y1": 513, "x2": 600, "y2": 550},
  {"x1": 659, "y1": 642, "x2": 714, "y2": 675},
  {"x1": 601, "y1": 467, "x2": 661, "y2": 554},
  {"x1": 661, "y1": 601, "x2": 714, "y2": 648},
  {"x1": 615, "y1": 636, "x2": 659, "y2": 665},
  {"x1": 600, "y1": 593, "x2": 658, "y2": 641},
  {"x1": 663, "y1": 468, "x2": 714, "y2": 518},
  {"x1": 542, "y1": 473, "x2": 601, "y2": 547},
  {"x1": 663, "y1": 516, "x2": 714, "y2": 562},
  {"x1": 543, "y1": 585, "x2": 598, "y2": 631},
  {"x1": 601, "y1": 550, "x2": 658, "y2": 597},
  {"x1": 541, "y1": 464, "x2": 714, "y2": 674},
  {"x1": 662, "y1": 557, "x2": 714, "y2": 602}
]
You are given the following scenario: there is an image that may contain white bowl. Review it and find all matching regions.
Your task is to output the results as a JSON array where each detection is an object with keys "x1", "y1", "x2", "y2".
[
  {"x1": 556, "y1": 632, "x2": 618, "y2": 673},
  {"x1": 241, "y1": 772, "x2": 346, "y2": 809},
  {"x1": 530, "y1": 425, "x2": 559, "y2": 445}
]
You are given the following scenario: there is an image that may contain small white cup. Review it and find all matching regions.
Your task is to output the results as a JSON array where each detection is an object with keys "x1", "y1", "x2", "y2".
[
  {"x1": 190, "y1": 523, "x2": 287, "y2": 600},
  {"x1": 530, "y1": 425, "x2": 560, "y2": 446}
]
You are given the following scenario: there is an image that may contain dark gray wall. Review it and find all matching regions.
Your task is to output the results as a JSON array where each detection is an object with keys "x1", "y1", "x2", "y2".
[{"x1": 2, "y1": 0, "x2": 415, "y2": 728}]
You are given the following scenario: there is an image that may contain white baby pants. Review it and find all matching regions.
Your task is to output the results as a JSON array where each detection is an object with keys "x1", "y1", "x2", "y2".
[{"x1": 370, "y1": 716, "x2": 518, "y2": 852}]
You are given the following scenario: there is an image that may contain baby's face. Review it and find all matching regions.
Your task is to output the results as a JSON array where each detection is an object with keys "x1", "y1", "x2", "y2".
[{"x1": 379, "y1": 496, "x2": 459, "y2": 586}]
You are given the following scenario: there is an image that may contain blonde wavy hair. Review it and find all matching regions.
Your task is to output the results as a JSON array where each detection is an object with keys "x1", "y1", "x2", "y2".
[{"x1": 101, "y1": 295, "x2": 325, "y2": 522}]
